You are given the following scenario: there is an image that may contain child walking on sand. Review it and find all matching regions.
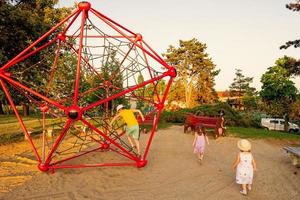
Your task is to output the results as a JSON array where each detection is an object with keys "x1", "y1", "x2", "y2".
[
  {"x1": 192, "y1": 124, "x2": 209, "y2": 163},
  {"x1": 232, "y1": 139, "x2": 257, "y2": 196}
]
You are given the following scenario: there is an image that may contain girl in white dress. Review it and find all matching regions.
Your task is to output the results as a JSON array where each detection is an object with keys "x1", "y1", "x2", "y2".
[{"x1": 232, "y1": 139, "x2": 257, "y2": 196}]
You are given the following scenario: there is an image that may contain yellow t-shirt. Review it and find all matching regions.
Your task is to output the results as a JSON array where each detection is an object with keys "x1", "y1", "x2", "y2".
[{"x1": 119, "y1": 109, "x2": 138, "y2": 127}]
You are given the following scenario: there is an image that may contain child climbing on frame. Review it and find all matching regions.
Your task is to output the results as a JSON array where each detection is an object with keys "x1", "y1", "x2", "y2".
[
  {"x1": 110, "y1": 104, "x2": 145, "y2": 158},
  {"x1": 192, "y1": 124, "x2": 209, "y2": 164}
]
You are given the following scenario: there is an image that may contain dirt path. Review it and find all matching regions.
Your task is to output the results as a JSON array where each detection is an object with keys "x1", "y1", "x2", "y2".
[{"x1": 0, "y1": 125, "x2": 299, "y2": 199}]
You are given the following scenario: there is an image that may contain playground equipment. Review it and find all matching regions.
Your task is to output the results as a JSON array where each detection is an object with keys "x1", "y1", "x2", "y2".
[{"x1": 0, "y1": 1, "x2": 176, "y2": 172}]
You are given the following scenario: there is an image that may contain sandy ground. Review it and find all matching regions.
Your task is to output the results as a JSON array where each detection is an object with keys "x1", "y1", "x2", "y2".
[{"x1": 0, "y1": 125, "x2": 300, "y2": 200}]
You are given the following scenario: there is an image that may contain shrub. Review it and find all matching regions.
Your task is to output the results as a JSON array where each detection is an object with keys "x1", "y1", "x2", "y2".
[{"x1": 160, "y1": 109, "x2": 190, "y2": 124}]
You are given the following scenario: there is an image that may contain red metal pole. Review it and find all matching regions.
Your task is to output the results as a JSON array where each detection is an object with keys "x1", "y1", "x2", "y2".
[
  {"x1": 0, "y1": 74, "x2": 67, "y2": 111},
  {"x1": 81, "y1": 118, "x2": 138, "y2": 161},
  {"x1": 82, "y1": 72, "x2": 169, "y2": 112},
  {"x1": 67, "y1": 43, "x2": 108, "y2": 85},
  {"x1": 44, "y1": 119, "x2": 72, "y2": 165},
  {"x1": 90, "y1": 8, "x2": 170, "y2": 70},
  {"x1": 66, "y1": 35, "x2": 135, "y2": 39},
  {"x1": 0, "y1": 8, "x2": 80, "y2": 71},
  {"x1": 46, "y1": 41, "x2": 62, "y2": 92},
  {"x1": 138, "y1": 40, "x2": 161, "y2": 102},
  {"x1": 0, "y1": 79, "x2": 41, "y2": 162},
  {"x1": 143, "y1": 77, "x2": 174, "y2": 160},
  {"x1": 8, "y1": 38, "x2": 57, "y2": 69},
  {"x1": 50, "y1": 162, "x2": 136, "y2": 169},
  {"x1": 73, "y1": 9, "x2": 86, "y2": 105},
  {"x1": 51, "y1": 146, "x2": 103, "y2": 166},
  {"x1": 90, "y1": 8, "x2": 135, "y2": 35},
  {"x1": 61, "y1": 10, "x2": 82, "y2": 35}
]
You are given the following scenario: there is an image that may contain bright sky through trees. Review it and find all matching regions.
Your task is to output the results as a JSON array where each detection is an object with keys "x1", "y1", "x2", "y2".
[{"x1": 57, "y1": 0, "x2": 300, "y2": 91}]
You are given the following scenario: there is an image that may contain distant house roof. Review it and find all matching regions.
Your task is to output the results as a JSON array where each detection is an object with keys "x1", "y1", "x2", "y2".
[{"x1": 217, "y1": 91, "x2": 230, "y2": 98}]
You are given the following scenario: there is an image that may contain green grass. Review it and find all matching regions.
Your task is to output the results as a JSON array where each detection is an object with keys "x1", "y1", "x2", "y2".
[
  {"x1": 227, "y1": 126, "x2": 300, "y2": 140},
  {"x1": 0, "y1": 114, "x2": 65, "y2": 144}
]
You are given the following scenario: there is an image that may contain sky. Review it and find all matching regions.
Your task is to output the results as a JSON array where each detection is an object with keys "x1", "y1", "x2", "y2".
[{"x1": 57, "y1": 0, "x2": 300, "y2": 91}]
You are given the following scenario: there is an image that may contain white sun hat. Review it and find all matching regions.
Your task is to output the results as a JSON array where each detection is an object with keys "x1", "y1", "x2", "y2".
[
  {"x1": 116, "y1": 104, "x2": 124, "y2": 112},
  {"x1": 237, "y1": 139, "x2": 251, "y2": 151}
]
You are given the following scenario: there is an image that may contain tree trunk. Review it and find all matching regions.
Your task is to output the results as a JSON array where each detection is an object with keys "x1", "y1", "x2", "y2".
[
  {"x1": 0, "y1": 101, "x2": 4, "y2": 115},
  {"x1": 23, "y1": 104, "x2": 30, "y2": 116},
  {"x1": 284, "y1": 113, "x2": 289, "y2": 132}
]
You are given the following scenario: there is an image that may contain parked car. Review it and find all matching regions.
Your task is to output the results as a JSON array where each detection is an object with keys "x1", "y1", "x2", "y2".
[{"x1": 261, "y1": 118, "x2": 299, "y2": 133}]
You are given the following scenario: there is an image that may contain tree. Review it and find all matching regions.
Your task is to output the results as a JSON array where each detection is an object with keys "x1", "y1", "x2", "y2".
[
  {"x1": 229, "y1": 69, "x2": 257, "y2": 110},
  {"x1": 135, "y1": 74, "x2": 145, "y2": 110},
  {"x1": 0, "y1": 0, "x2": 72, "y2": 115},
  {"x1": 229, "y1": 69, "x2": 256, "y2": 97},
  {"x1": 163, "y1": 38, "x2": 219, "y2": 108},
  {"x1": 275, "y1": 56, "x2": 300, "y2": 76},
  {"x1": 280, "y1": 0, "x2": 300, "y2": 49},
  {"x1": 260, "y1": 57, "x2": 298, "y2": 131}
]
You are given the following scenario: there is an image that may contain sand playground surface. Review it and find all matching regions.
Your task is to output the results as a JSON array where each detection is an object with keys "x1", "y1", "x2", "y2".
[{"x1": 0, "y1": 125, "x2": 299, "y2": 200}]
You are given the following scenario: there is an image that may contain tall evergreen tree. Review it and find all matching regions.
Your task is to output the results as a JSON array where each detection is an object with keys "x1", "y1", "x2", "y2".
[{"x1": 229, "y1": 69, "x2": 256, "y2": 97}]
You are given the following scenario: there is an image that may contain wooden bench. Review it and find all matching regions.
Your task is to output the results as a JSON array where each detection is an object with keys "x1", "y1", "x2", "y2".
[
  {"x1": 137, "y1": 113, "x2": 157, "y2": 134},
  {"x1": 283, "y1": 146, "x2": 300, "y2": 167},
  {"x1": 184, "y1": 113, "x2": 221, "y2": 134}
]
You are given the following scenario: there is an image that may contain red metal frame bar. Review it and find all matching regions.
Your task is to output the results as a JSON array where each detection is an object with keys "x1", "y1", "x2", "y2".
[
  {"x1": 0, "y1": 79, "x2": 42, "y2": 162},
  {"x1": 0, "y1": 8, "x2": 80, "y2": 71},
  {"x1": 143, "y1": 77, "x2": 174, "y2": 160},
  {"x1": 73, "y1": 10, "x2": 86, "y2": 105},
  {"x1": 44, "y1": 120, "x2": 72, "y2": 164},
  {"x1": 81, "y1": 118, "x2": 138, "y2": 161},
  {"x1": 0, "y1": 74, "x2": 67, "y2": 111},
  {"x1": 82, "y1": 72, "x2": 169, "y2": 112},
  {"x1": 46, "y1": 41, "x2": 62, "y2": 92},
  {"x1": 90, "y1": 8, "x2": 170, "y2": 70},
  {"x1": 49, "y1": 162, "x2": 136, "y2": 170}
]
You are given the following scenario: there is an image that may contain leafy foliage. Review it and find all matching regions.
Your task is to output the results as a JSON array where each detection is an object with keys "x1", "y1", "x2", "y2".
[
  {"x1": 275, "y1": 56, "x2": 300, "y2": 76},
  {"x1": 163, "y1": 38, "x2": 219, "y2": 108},
  {"x1": 229, "y1": 69, "x2": 257, "y2": 111},
  {"x1": 0, "y1": 0, "x2": 72, "y2": 115},
  {"x1": 280, "y1": 0, "x2": 300, "y2": 49},
  {"x1": 260, "y1": 57, "x2": 298, "y2": 130}
]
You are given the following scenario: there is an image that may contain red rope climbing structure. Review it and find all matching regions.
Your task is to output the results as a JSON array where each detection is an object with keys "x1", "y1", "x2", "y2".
[{"x1": 0, "y1": 1, "x2": 176, "y2": 172}]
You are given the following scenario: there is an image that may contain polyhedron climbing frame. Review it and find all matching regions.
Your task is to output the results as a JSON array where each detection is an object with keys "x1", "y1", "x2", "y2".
[{"x1": 0, "y1": 1, "x2": 176, "y2": 172}]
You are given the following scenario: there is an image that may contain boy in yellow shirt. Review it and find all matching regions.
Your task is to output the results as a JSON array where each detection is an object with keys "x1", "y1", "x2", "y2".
[{"x1": 110, "y1": 104, "x2": 145, "y2": 158}]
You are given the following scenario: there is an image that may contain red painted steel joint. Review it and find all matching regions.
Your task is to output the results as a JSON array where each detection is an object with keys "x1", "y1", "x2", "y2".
[
  {"x1": 168, "y1": 67, "x2": 177, "y2": 77},
  {"x1": 66, "y1": 106, "x2": 82, "y2": 121},
  {"x1": 135, "y1": 33, "x2": 143, "y2": 41},
  {"x1": 38, "y1": 163, "x2": 49, "y2": 172},
  {"x1": 40, "y1": 105, "x2": 49, "y2": 112},
  {"x1": 57, "y1": 33, "x2": 66, "y2": 42},
  {"x1": 136, "y1": 160, "x2": 147, "y2": 168},
  {"x1": 156, "y1": 103, "x2": 164, "y2": 110},
  {"x1": 78, "y1": 1, "x2": 91, "y2": 11},
  {"x1": 101, "y1": 142, "x2": 109, "y2": 149}
]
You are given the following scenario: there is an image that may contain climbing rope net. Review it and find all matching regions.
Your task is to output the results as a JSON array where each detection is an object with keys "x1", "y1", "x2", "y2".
[{"x1": 0, "y1": 2, "x2": 175, "y2": 172}]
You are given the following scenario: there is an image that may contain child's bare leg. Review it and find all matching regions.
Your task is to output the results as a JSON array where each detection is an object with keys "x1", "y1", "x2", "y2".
[
  {"x1": 240, "y1": 184, "x2": 247, "y2": 195},
  {"x1": 200, "y1": 153, "x2": 204, "y2": 160},
  {"x1": 247, "y1": 184, "x2": 252, "y2": 191},
  {"x1": 197, "y1": 153, "x2": 201, "y2": 160},
  {"x1": 127, "y1": 136, "x2": 135, "y2": 148},
  {"x1": 134, "y1": 139, "x2": 140, "y2": 155}
]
